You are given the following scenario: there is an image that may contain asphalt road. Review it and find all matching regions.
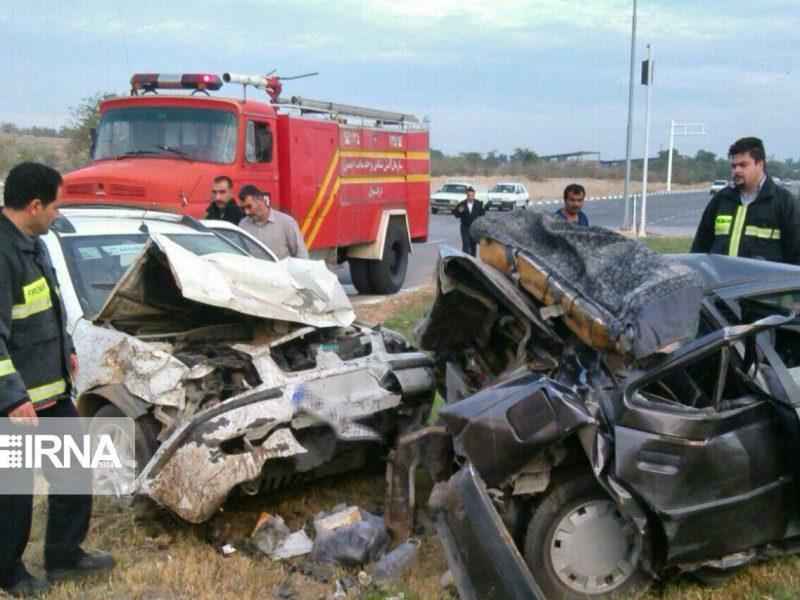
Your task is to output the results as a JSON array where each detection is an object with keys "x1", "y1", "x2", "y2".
[{"x1": 340, "y1": 184, "x2": 800, "y2": 299}]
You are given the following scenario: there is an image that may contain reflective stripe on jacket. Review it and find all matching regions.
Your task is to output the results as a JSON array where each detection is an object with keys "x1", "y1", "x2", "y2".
[
  {"x1": 691, "y1": 176, "x2": 800, "y2": 264},
  {"x1": 0, "y1": 212, "x2": 74, "y2": 413}
]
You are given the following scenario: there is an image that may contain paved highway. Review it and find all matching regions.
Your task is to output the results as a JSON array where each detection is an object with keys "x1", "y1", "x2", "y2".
[{"x1": 341, "y1": 184, "x2": 800, "y2": 299}]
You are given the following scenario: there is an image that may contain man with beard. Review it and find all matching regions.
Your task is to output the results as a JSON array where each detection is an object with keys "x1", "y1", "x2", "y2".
[{"x1": 691, "y1": 137, "x2": 800, "y2": 264}]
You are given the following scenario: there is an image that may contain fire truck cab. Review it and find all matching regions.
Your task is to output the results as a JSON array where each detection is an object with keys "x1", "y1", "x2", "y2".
[{"x1": 62, "y1": 73, "x2": 431, "y2": 294}]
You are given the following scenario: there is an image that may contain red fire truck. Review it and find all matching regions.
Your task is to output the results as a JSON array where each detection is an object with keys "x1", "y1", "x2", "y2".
[{"x1": 61, "y1": 73, "x2": 430, "y2": 294}]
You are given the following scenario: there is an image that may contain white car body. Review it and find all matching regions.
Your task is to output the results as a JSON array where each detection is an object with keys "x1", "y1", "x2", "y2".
[
  {"x1": 709, "y1": 180, "x2": 729, "y2": 195},
  {"x1": 486, "y1": 183, "x2": 530, "y2": 211},
  {"x1": 42, "y1": 208, "x2": 434, "y2": 522},
  {"x1": 430, "y1": 182, "x2": 487, "y2": 214},
  {"x1": 201, "y1": 219, "x2": 279, "y2": 262}
]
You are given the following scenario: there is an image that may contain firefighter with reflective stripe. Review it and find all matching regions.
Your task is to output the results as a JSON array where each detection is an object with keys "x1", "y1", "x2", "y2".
[
  {"x1": 0, "y1": 163, "x2": 115, "y2": 597},
  {"x1": 691, "y1": 137, "x2": 800, "y2": 264}
]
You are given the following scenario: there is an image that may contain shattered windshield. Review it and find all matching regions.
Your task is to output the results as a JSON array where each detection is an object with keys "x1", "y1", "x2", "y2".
[
  {"x1": 93, "y1": 107, "x2": 238, "y2": 163},
  {"x1": 440, "y1": 184, "x2": 468, "y2": 193},
  {"x1": 60, "y1": 233, "x2": 246, "y2": 316}
]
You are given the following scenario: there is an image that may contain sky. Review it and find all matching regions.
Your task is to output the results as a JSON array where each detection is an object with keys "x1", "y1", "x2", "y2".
[{"x1": 2, "y1": 0, "x2": 798, "y2": 160}]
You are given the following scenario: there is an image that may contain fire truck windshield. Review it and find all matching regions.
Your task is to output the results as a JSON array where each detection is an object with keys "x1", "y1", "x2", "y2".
[{"x1": 94, "y1": 107, "x2": 238, "y2": 164}]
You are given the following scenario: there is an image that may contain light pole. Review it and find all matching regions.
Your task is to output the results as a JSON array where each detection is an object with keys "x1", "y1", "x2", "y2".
[
  {"x1": 638, "y1": 44, "x2": 654, "y2": 238},
  {"x1": 622, "y1": 0, "x2": 638, "y2": 231},
  {"x1": 666, "y1": 121, "x2": 707, "y2": 191}
]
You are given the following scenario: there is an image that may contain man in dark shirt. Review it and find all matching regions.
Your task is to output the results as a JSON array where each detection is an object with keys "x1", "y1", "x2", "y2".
[
  {"x1": 204, "y1": 176, "x2": 244, "y2": 225},
  {"x1": 691, "y1": 137, "x2": 800, "y2": 264},
  {"x1": 453, "y1": 187, "x2": 485, "y2": 256},
  {"x1": 555, "y1": 183, "x2": 589, "y2": 226}
]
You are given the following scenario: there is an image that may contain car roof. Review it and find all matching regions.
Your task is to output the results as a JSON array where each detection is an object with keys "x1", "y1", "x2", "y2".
[
  {"x1": 668, "y1": 253, "x2": 800, "y2": 298},
  {"x1": 52, "y1": 207, "x2": 213, "y2": 236}
]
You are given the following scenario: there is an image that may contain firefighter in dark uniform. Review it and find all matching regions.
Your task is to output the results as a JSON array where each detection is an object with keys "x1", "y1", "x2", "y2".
[
  {"x1": 0, "y1": 163, "x2": 115, "y2": 597},
  {"x1": 691, "y1": 137, "x2": 800, "y2": 264}
]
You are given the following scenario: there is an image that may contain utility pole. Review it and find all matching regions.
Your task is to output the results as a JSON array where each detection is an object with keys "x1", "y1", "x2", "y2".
[
  {"x1": 638, "y1": 44, "x2": 654, "y2": 238},
  {"x1": 622, "y1": 0, "x2": 638, "y2": 231},
  {"x1": 666, "y1": 121, "x2": 707, "y2": 191}
]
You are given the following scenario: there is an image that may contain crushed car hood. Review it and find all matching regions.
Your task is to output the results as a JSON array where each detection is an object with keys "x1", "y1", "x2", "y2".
[{"x1": 96, "y1": 233, "x2": 355, "y2": 328}]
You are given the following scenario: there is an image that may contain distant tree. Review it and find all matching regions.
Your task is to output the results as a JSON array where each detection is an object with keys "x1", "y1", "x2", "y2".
[
  {"x1": 511, "y1": 147, "x2": 538, "y2": 165},
  {"x1": 67, "y1": 92, "x2": 118, "y2": 162}
]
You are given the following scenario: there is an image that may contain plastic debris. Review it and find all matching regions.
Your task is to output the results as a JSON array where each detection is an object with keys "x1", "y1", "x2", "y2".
[
  {"x1": 252, "y1": 513, "x2": 292, "y2": 556},
  {"x1": 371, "y1": 538, "x2": 421, "y2": 584},
  {"x1": 294, "y1": 558, "x2": 334, "y2": 583},
  {"x1": 272, "y1": 530, "x2": 314, "y2": 560},
  {"x1": 219, "y1": 544, "x2": 237, "y2": 556},
  {"x1": 312, "y1": 505, "x2": 390, "y2": 567}
]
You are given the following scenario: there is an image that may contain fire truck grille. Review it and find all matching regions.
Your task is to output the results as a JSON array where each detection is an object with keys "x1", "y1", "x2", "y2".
[{"x1": 66, "y1": 183, "x2": 94, "y2": 195}]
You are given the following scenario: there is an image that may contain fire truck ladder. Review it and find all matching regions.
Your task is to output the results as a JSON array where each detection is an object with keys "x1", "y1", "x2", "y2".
[{"x1": 275, "y1": 96, "x2": 420, "y2": 126}]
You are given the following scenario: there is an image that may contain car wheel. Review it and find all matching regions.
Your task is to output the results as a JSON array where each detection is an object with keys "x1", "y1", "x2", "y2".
[
  {"x1": 523, "y1": 474, "x2": 652, "y2": 599},
  {"x1": 349, "y1": 258, "x2": 373, "y2": 294},
  {"x1": 431, "y1": 208, "x2": 439, "y2": 214},
  {"x1": 367, "y1": 219, "x2": 409, "y2": 294}
]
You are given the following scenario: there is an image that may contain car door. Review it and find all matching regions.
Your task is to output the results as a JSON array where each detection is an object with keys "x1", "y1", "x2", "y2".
[{"x1": 613, "y1": 316, "x2": 798, "y2": 565}]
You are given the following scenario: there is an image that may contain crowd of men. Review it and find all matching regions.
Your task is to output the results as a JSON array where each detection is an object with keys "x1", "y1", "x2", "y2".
[{"x1": 0, "y1": 134, "x2": 797, "y2": 596}]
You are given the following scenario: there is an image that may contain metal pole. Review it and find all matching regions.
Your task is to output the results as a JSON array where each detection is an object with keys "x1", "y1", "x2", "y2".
[
  {"x1": 638, "y1": 44, "x2": 653, "y2": 238},
  {"x1": 666, "y1": 119, "x2": 675, "y2": 192},
  {"x1": 622, "y1": 0, "x2": 638, "y2": 230}
]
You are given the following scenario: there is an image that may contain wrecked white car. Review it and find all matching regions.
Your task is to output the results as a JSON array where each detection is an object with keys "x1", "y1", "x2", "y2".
[{"x1": 45, "y1": 208, "x2": 434, "y2": 523}]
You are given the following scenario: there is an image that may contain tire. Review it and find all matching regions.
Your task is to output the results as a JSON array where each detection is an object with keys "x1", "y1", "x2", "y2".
[
  {"x1": 367, "y1": 219, "x2": 409, "y2": 294},
  {"x1": 91, "y1": 404, "x2": 159, "y2": 475},
  {"x1": 523, "y1": 474, "x2": 652, "y2": 599},
  {"x1": 431, "y1": 208, "x2": 439, "y2": 214},
  {"x1": 349, "y1": 258, "x2": 374, "y2": 295}
]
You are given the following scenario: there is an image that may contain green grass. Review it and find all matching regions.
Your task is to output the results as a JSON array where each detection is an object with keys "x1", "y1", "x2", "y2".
[{"x1": 641, "y1": 236, "x2": 693, "y2": 254}]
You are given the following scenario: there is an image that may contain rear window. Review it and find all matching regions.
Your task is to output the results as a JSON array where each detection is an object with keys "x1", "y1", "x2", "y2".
[{"x1": 60, "y1": 233, "x2": 245, "y2": 315}]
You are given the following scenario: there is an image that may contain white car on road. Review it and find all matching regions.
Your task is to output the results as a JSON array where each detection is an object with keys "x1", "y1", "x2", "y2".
[
  {"x1": 709, "y1": 180, "x2": 729, "y2": 195},
  {"x1": 485, "y1": 182, "x2": 530, "y2": 211},
  {"x1": 41, "y1": 207, "x2": 434, "y2": 522},
  {"x1": 430, "y1": 182, "x2": 484, "y2": 214}
]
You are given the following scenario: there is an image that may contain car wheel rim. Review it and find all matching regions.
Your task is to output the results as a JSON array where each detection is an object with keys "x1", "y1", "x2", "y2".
[
  {"x1": 549, "y1": 499, "x2": 642, "y2": 594},
  {"x1": 91, "y1": 422, "x2": 137, "y2": 497}
]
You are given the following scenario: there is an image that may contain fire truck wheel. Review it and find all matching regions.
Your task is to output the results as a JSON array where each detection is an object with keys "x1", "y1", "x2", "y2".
[
  {"x1": 368, "y1": 220, "x2": 409, "y2": 294},
  {"x1": 349, "y1": 259, "x2": 374, "y2": 295}
]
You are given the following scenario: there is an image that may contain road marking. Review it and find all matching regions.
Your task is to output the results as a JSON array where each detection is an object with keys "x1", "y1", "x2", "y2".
[{"x1": 421, "y1": 238, "x2": 446, "y2": 245}]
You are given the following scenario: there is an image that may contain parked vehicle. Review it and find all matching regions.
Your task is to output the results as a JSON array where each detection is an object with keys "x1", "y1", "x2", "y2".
[
  {"x1": 709, "y1": 179, "x2": 729, "y2": 194},
  {"x1": 486, "y1": 182, "x2": 529, "y2": 210},
  {"x1": 429, "y1": 182, "x2": 477, "y2": 214},
  {"x1": 61, "y1": 73, "x2": 431, "y2": 294},
  {"x1": 44, "y1": 207, "x2": 434, "y2": 523},
  {"x1": 386, "y1": 211, "x2": 800, "y2": 599}
]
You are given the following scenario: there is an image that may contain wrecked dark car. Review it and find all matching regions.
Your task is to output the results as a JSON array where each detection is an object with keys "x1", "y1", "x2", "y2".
[{"x1": 386, "y1": 211, "x2": 800, "y2": 599}]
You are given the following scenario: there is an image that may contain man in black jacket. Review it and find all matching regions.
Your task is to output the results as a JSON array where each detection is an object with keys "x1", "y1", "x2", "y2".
[
  {"x1": 0, "y1": 163, "x2": 115, "y2": 597},
  {"x1": 452, "y1": 187, "x2": 485, "y2": 256},
  {"x1": 691, "y1": 137, "x2": 800, "y2": 264},
  {"x1": 204, "y1": 175, "x2": 244, "y2": 224}
]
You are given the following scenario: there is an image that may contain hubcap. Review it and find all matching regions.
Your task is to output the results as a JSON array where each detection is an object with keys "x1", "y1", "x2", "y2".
[
  {"x1": 549, "y1": 499, "x2": 642, "y2": 594},
  {"x1": 91, "y1": 422, "x2": 137, "y2": 497}
]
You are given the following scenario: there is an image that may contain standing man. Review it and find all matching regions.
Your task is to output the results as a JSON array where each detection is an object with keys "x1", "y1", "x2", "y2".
[
  {"x1": 204, "y1": 175, "x2": 244, "y2": 225},
  {"x1": 0, "y1": 163, "x2": 115, "y2": 597},
  {"x1": 556, "y1": 183, "x2": 589, "y2": 226},
  {"x1": 238, "y1": 184, "x2": 309, "y2": 259},
  {"x1": 453, "y1": 186, "x2": 485, "y2": 256},
  {"x1": 691, "y1": 137, "x2": 800, "y2": 264}
]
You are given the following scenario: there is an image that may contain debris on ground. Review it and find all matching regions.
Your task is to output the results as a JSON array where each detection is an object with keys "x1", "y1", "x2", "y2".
[
  {"x1": 218, "y1": 543, "x2": 237, "y2": 556},
  {"x1": 371, "y1": 538, "x2": 421, "y2": 585},
  {"x1": 311, "y1": 505, "x2": 390, "y2": 567},
  {"x1": 252, "y1": 513, "x2": 292, "y2": 556},
  {"x1": 251, "y1": 512, "x2": 313, "y2": 559},
  {"x1": 293, "y1": 558, "x2": 334, "y2": 583},
  {"x1": 272, "y1": 530, "x2": 314, "y2": 560},
  {"x1": 271, "y1": 579, "x2": 297, "y2": 599}
]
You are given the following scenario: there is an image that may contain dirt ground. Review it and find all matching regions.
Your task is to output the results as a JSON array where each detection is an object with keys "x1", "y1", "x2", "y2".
[{"x1": 431, "y1": 176, "x2": 705, "y2": 201}]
